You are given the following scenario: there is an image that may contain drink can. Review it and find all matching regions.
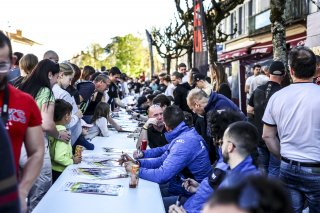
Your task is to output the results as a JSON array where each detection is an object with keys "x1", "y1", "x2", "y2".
[
  {"x1": 129, "y1": 164, "x2": 140, "y2": 188},
  {"x1": 75, "y1": 145, "x2": 84, "y2": 157},
  {"x1": 140, "y1": 139, "x2": 147, "y2": 151}
]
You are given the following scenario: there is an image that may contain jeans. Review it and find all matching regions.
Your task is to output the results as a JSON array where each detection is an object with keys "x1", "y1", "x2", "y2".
[
  {"x1": 280, "y1": 161, "x2": 320, "y2": 213},
  {"x1": 257, "y1": 147, "x2": 280, "y2": 178}
]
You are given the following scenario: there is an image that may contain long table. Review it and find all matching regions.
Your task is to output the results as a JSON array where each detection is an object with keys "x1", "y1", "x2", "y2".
[{"x1": 32, "y1": 110, "x2": 165, "y2": 213}]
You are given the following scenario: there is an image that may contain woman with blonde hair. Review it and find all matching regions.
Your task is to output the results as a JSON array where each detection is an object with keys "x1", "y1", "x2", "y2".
[
  {"x1": 52, "y1": 62, "x2": 83, "y2": 145},
  {"x1": 210, "y1": 62, "x2": 231, "y2": 99}
]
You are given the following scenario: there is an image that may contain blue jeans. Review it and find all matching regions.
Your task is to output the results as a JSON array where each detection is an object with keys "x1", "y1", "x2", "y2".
[
  {"x1": 280, "y1": 161, "x2": 320, "y2": 213},
  {"x1": 257, "y1": 147, "x2": 280, "y2": 178}
]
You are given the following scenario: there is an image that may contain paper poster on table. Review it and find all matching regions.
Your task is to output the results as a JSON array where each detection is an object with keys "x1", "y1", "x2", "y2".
[
  {"x1": 62, "y1": 182, "x2": 123, "y2": 196},
  {"x1": 103, "y1": 147, "x2": 135, "y2": 153},
  {"x1": 84, "y1": 159, "x2": 121, "y2": 167},
  {"x1": 73, "y1": 167, "x2": 128, "y2": 180}
]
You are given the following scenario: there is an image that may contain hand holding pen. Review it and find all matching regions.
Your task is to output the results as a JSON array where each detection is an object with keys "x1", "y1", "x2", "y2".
[{"x1": 181, "y1": 178, "x2": 200, "y2": 194}]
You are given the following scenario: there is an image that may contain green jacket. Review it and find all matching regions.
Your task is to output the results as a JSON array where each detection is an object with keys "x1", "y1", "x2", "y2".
[{"x1": 49, "y1": 125, "x2": 73, "y2": 172}]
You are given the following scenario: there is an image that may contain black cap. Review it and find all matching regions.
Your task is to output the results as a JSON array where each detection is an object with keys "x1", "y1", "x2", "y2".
[
  {"x1": 193, "y1": 73, "x2": 206, "y2": 84},
  {"x1": 269, "y1": 61, "x2": 285, "y2": 76}
]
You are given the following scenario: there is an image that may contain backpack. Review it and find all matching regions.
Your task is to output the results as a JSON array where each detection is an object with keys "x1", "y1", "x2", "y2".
[{"x1": 252, "y1": 82, "x2": 280, "y2": 145}]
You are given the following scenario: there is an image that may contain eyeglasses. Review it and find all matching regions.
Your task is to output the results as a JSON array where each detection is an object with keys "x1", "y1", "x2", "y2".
[
  {"x1": 0, "y1": 61, "x2": 11, "y2": 73},
  {"x1": 215, "y1": 139, "x2": 236, "y2": 148}
]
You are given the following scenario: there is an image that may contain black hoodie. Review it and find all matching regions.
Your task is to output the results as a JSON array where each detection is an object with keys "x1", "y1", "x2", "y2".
[{"x1": 173, "y1": 82, "x2": 192, "y2": 112}]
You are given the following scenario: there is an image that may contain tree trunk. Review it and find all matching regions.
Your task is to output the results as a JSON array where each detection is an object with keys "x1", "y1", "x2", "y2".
[
  {"x1": 270, "y1": 0, "x2": 290, "y2": 86},
  {"x1": 166, "y1": 57, "x2": 171, "y2": 74},
  {"x1": 187, "y1": 46, "x2": 193, "y2": 68},
  {"x1": 207, "y1": 23, "x2": 218, "y2": 64}
]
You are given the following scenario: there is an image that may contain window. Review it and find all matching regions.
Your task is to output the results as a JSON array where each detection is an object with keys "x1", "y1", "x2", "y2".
[
  {"x1": 238, "y1": 6, "x2": 243, "y2": 35},
  {"x1": 255, "y1": 0, "x2": 270, "y2": 13},
  {"x1": 230, "y1": 13, "x2": 234, "y2": 39},
  {"x1": 248, "y1": 0, "x2": 253, "y2": 16},
  {"x1": 309, "y1": 0, "x2": 320, "y2": 13}
]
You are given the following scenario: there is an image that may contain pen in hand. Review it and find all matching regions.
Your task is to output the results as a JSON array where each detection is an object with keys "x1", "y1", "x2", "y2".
[{"x1": 176, "y1": 195, "x2": 182, "y2": 207}]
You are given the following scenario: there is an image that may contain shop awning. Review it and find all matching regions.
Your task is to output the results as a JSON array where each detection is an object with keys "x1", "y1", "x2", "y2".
[
  {"x1": 250, "y1": 32, "x2": 306, "y2": 54},
  {"x1": 219, "y1": 47, "x2": 250, "y2": 61}
]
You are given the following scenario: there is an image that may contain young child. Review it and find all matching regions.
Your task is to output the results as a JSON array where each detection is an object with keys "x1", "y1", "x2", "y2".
[
  {"x1": 85, "y1": 102, "x2": 112, "y2": 140},
  {"x1": 49, "y1": 99, "x2": 82, "y2": 183}
]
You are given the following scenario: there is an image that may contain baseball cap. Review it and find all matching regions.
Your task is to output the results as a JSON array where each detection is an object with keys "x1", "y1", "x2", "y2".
[
  {"x1": 81, "y1": 119, "x2": 93, "y2": 128},
  {"x1": 269, "y1": 61, "x2": 285, "y2": 76},
  {"x1": 192, "y1": 73, "x2": 206, "y2": 84}
]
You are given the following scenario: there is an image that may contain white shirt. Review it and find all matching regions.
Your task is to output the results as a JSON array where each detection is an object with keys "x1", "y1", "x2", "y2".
[
  {"x1": 182, "y1": 73, "x2": 189, "y2": 83},
  {"x1": 262, "y1": 83, "x2": 320, "y2": 163},
  {"x1": 249, "y1": 74, "x2": 269, "y2": 96},
  {"x1": 52, "y1": 84, "x2": 82, "y2": 145},
  {"x1": 52, "y1": 84, "x2": 79, "y2": 127},
  {"x1": 164, "y1": 83, "x2": 176, "y2": 98},
  {"x1": 245, "y1": 76, "x2": 254, "y2": 99},
  {"x1": 85, "y1": 117, "x2": 109, "y2": 140}
]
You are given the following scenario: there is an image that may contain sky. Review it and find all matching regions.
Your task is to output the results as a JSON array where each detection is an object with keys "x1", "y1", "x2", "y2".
[{"x1": 0, "y1": 0, "x2": 177, "y2": 61}]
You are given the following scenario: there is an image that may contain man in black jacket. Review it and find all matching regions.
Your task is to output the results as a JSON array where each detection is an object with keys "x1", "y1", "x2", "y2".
[
  {"x1": 171, "y1": 71, "x2": 192, "y2": 112},
  {"x1": 247, "y1": 60, "x2": 285, "y2": 177}
]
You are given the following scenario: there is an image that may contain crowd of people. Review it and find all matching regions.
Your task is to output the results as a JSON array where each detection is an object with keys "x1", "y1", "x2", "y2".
[{"x1": 1, "y1": 29, "x2": 320, "y2": 213}]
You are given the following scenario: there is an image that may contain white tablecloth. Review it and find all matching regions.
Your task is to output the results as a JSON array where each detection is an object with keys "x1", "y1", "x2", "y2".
[{"x1": 32, "y1": 111, "x2": 165, "y2": 213}]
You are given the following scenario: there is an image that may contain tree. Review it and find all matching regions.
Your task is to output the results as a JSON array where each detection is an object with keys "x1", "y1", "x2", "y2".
[
  {"x1": 71, "y1": 34, "x2": 152, "y2": 78},
  {"x1": 70, "y1": 43, "x2": 108, "y2": 69},
  {"x1": 270, "y1": 0, "x2": 287, "y2": 63},
  {"x1": 174, "y1": 0, "x2": 194, "y2": 68},
  {"x1": 203, "y1": 0, "x2": 244, "y2": 64},
  {"x1": 270, "y1": 0, "x2": 291, "y2": 86},
  {"x1": 105, "y1": 34, "x2": 150, "y2": 77},
  {"x1": 151, "y1": 20, "x2": 187, "y2": 74}
]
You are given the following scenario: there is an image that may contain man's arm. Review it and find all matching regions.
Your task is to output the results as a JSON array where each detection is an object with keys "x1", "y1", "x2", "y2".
[
  {"x1": 114, "y1": 97, "x2": 127, "y2": 109},
  {"x1": 245, "y1": 77, "x2": 251, "y2": 93},
  {"x1": 139, "y1": 142, "x2": 191, "y2": 184},
  {"x1": 262, "y1": 124, "x2": 280, "y2": 159},
  {"x1": 19, "y1": 126, "x2": 44, "y2": 210},
  {"x1": 245, "y1": 84, "x2": 250, "y2": 93}
]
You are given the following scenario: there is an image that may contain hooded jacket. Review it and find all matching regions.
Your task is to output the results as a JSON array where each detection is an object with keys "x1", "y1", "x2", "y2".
[
  {"x1": 184, "y1": 156, "x2": 259, "y2": 213},
  {"x1": 199, "y1": 92, "x2": 246, "y2": 163},
  {"x1": 204, "y1": 92, "x2": 245, "y2": 117},
  {"x1": 173, "y1": 82, "x2": 192, "y2": 112},
  {"x1": 139, "y1": 122, "x2": 212, "y2": 187},
  {"x1": 204, "y1": 92, "x2": 246, "y2": 137}
]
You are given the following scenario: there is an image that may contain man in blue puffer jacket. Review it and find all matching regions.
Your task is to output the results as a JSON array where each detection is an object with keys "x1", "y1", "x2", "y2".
[
  {"x1": 169, "y1": 121, "x2": 260, "y2": 213},
  {"x1": 125, "y1": 105, "x2": 212, "y2": 197}
]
